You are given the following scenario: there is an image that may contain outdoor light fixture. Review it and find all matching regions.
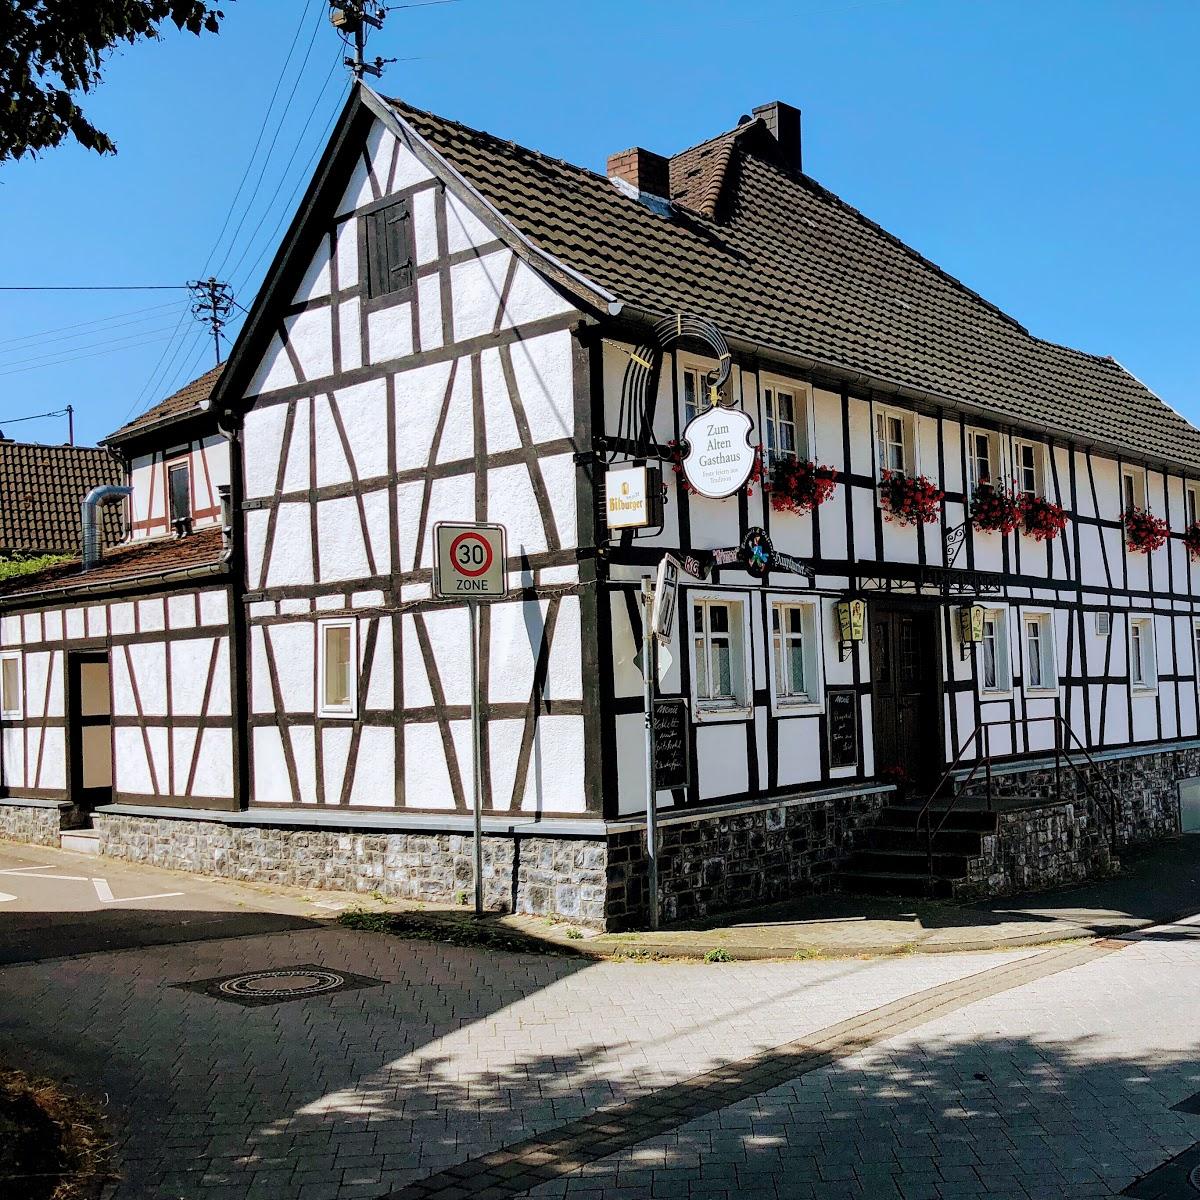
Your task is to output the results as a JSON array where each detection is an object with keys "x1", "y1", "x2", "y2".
[
  {"x1": 958, "y1": 603, "x2": 986, "y2": 661},
  {"x1": 834, "y1": 598, "x2": 866, "y2": 662}
]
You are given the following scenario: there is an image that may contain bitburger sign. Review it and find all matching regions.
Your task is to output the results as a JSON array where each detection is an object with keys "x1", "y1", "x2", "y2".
[{"x1": 680, "y1": 407, "x2": 756, "y2": 498}]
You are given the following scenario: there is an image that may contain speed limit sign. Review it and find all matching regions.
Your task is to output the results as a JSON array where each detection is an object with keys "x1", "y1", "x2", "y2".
[{"x1": 434, "y1": 522, "x2": 508, "y2": 599}]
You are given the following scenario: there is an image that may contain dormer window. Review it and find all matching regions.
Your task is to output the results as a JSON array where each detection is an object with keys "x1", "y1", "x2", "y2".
[{"x1": 363, "y1": 197, "x2": 415, "y2": 300}]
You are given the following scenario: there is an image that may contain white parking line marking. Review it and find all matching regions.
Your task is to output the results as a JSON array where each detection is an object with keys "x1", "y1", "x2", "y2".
[
  {"x1": 91, "y1": 878, "x2": 184, "y2": 905},
  {"x1": 0, "y1": 867, "x2": 89, "y2": 881}
]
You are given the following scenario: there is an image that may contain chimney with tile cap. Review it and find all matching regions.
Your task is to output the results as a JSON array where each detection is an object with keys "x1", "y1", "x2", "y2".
[
  {"x1": 752, "y1": 101, "x2": 802, "y2": 172},
  {"x1": 606, "y1": 146, "x2": 671, "y2": 203}
]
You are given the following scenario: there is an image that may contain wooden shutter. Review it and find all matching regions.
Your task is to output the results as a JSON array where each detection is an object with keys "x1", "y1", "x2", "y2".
[{"x1": 365, "y1": 198, "x2": 413, "y2": 299}]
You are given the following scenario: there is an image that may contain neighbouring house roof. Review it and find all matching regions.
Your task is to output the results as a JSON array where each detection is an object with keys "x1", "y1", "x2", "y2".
[
  {"x1": 106, "y1": 363, "x2": 225, "y2": 445},
  {"x1": 0, "y1": 526, "x2": 226, "y2": 602},
  {"x1": 0, "y1": 441, "x2": 123, "y2": 558},
  {"x1": 388, "y1": 97, "x2": 1200, "y2": 470}
]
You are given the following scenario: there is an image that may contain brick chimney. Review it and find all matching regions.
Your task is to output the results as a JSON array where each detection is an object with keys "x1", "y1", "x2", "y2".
[
  {"x1": 752, "y1": 101, "x2": 802, "y2": 172},
  {"x1": 606, "y1": 146, "x2": 671, "y2": 203}
]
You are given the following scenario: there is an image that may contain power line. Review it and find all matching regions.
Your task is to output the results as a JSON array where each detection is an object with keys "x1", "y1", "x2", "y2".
[
  {"x1": 213, "y1": 4, "x2": 326, "y2": 280},
  {"x1": 0, "y1": 328, "x2": 184, "y2": 379},
  {"x1": 0, "y1": 300, "x2": 182, "y2": 350},
  {"x1": 0, "y1": 407, "x2": 70, "y2": 425},
  {"x1": 0, "y1": 285, "x2": 188, "y2": 292},
  {"x1": 201, "y1": 0, "x2": 324, "y2": 277},
  {"x1": 0, "y1": 323, "x2": 185, "y2": 373}
]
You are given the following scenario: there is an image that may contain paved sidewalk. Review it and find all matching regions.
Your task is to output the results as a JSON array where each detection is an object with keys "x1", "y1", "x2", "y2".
[{"x1": 516, "y1": 834, "x2": 1200, "y2": 959}]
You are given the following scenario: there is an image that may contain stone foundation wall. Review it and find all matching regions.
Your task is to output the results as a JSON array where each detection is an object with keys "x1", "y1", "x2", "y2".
[
  {"x1": 0, "y1": 800, "x2": 68, "y2": 847},
  {"x1": 94, "y1": 814, "x2": 610, "y2": 926},
  {"x1": 606, "y1": 790, "x2": 889, "y2": 929},
  {"x1": 954, "y1": 745, "x2": 1196, "y2": 898}
]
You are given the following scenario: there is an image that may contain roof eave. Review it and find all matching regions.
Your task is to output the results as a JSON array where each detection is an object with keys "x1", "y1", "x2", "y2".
[{"x1": 0, "y1": 558, "x2": 228, "y2": 608}]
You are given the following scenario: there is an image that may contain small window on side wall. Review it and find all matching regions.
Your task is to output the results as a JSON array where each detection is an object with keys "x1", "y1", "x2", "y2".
[
  {"x1": 681, "y1": 362, "x2": 716, "y2": 426},
  {"x1": 318, "y1": 619, "x2": 357, "y2": 718},
  {"x1": 967, "y1": 428, "x2": 1001, "y2": 494},
  {"x1": 980, "y1": 609, "x2": 1011, "y2": 693},
  {"x1": 168, "y1": 461, "x2": 191, "y2": 524},
  {"x1": 1129, "y1": 616, "x2": 1157, "y2": 691},
  {"x1": 0, "y1": 652, "x2": 22, "y2": 719},
  {"x1": 363, "y1": 197, "x2": 415, "y2": 300}
]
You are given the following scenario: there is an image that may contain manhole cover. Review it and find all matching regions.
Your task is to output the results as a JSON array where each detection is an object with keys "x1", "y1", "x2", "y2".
[
  {"x1": 174, "y1": 963, "x2": 383, "y2": 1007},
  {"x1": 219, "y1": 969, "x2": 346, "y2": 999}
]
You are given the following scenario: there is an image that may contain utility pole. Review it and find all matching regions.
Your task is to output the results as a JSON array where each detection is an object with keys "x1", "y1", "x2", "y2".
[
  {"x1": 329, "y1": 2, "x2": 393, "y2": 81},
  {"x1": 187, "y1": 277, "x2": 235, "y2": 365}
]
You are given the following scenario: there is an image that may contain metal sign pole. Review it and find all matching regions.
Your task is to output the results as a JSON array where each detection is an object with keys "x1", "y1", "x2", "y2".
[
  {"x1": 469, "y1": 598, "x2": 483, "y2": 917},
  {"x1": 642, "y1": 577, "x2": 660, "y2": 930}
]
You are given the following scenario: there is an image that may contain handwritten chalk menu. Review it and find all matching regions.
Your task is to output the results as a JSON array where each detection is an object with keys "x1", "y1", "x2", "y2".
[
  {"x1": 827, "y1": 688, "x2": 859, "y2": 769},
  {"x1": 652, "y1": 698, "x2": 690, "y2": 791}
]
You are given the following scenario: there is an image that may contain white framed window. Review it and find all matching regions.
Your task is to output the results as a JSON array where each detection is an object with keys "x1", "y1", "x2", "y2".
[
  {"x1": 768, "y1": 597, "x2": 823, "y2": 711},
  {"x1": 1022, "y1": 610, "x2": 1058, "y2": 692},
  {"x1": 762, "y1": 376, "x2": 811, "y2": 466},
  {"x1": 1122, "y1": 466, "x2": 1146, "y2": 513},
  {"x1": 1012, "y1": 440, "x2": 1045, "y2": 500},
  {"x1": 1187, "y1": 483, "x2": 1200, "y2": 528},
  {"x1": 1129, "y1": 616, "x2": 1157, "y2": 692},
  {"x1": 0, "y1": 651, "x2": 22, "y2": 719},
  {"x1": 980, "y1": 609, "x2": 1011, "y2": 694},
  {"x1": 317, "y1": 618, "x2": 357, "y2": 719},
  {"x1": 690, "y1": 593, "x2": 751, "y2": 719},
  {"x1": 681, "y1": 358, "x2": 718, "y2": 426},
  {"x1": 967, "y1": 428, "x2": 1002, "y2": 494},
  {"x1": 874, "y1": 404, "x2": 915, "y2": 477}
]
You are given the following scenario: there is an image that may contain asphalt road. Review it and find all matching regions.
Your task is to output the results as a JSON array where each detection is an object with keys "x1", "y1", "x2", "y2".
[{"x1": 0, "y1": 839, "x2": 326, "y2": 964}]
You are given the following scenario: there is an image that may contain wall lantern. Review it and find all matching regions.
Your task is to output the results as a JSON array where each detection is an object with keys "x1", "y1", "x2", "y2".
[
  {"x1": 958, "y1": 603, "x2": 986, "y2": 661},
  {"x1": 834, "y1": 598, "x2": 866, "y2": 662}
]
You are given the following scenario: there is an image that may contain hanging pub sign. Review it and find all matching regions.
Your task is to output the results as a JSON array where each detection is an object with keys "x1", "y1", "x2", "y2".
[
  {"x1": 680, "y1": 407, "x2": 756, "y2": 499},
  {"x1": 740, "y1": 527, "x2": 773, "y2": 577},
  {"x1": 678, "y1": 533, "x2": 815, "y2": 581},
  {"x1": 605, "y1": 464, "x2": 663, "y2": 530}
]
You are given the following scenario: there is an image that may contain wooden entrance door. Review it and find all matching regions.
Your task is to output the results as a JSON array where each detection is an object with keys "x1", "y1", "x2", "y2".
[
  {"x1": 68, "y1": 651, "x2": 112, "y2": 813},
  {"x1": 869, "y1": 606, "x2": 942, "y2": 790}
]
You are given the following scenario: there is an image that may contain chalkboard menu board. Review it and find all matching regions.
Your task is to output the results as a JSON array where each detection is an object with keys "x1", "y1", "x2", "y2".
[
  {"x1": 826, "y1": 688, "x2": 859, "y2": 769},
  {"x1": 652, "y1": 697, "x2": 690, "y2": 791}
]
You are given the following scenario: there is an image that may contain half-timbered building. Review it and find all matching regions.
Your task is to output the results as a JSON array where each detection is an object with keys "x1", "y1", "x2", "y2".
[{"x1": 3, "y1": 84, "x2": 1199, "y2": 925}]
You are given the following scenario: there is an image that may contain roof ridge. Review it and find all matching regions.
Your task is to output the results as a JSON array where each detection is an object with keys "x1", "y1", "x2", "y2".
[{"x1": 0, "y1": 441, "x2": 111, "y2": 453}]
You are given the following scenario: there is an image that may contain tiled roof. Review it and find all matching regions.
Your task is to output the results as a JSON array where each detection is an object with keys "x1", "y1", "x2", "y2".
[
  {"x1": 0, "y1": 442, "x2": 123, "y2": 557},
  {"x1": 0, "y1": 526, "x2": 226, "y2": 600},
  {"x1": 106, "y1": 363, "x2": 224, "y2": 443},
  {"x1": 390, "y1": 99, "x2": 1200, "y2": 469}
]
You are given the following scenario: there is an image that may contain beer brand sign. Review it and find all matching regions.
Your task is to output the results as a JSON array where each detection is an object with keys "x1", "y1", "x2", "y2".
[{"x1": 680, "y1": 408, "x2": 756, "y2": 499}]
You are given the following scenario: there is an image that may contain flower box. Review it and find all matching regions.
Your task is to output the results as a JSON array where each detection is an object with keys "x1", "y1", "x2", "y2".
[
  {"x1": 968, "y1": 482, "x2": 1023, "y2": 535},
  {"x1": 767, "y1": 457, "x2": 838, "y2": 515},
  {"x1": 1185, "y1": 521, "x2": 1200, "y2": 561},
  {"x1": 1124, "y1": 506, "x2": 1169, "y2": 554},
  {"x1": 1020, "y1": 495, "x2": 1070, "y2": 542},
  {"x1": 879, "y1": 470, "x2": 943, "y2": 526}
]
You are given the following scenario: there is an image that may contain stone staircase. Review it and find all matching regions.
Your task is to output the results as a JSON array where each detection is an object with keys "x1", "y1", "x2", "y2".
[{"x1": 838, "y1": 802, "x2": 997, "y2": 898}]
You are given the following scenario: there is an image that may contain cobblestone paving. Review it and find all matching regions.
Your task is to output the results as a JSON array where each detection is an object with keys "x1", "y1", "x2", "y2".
[
  {"x1": 0, "y1": 926, "x2": 1035, "y2": 1199},
  {"x1": 2, "y1": 920, "x2": 1199, "y2": 1199},
  {"x1": 524, "y1": 926, "x2": 1200, "y2": 1200}
]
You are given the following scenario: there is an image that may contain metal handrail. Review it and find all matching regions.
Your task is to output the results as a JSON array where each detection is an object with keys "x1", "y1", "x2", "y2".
[{"x1": 918, "y1": 710, "x2": 1121, "y2": 885}]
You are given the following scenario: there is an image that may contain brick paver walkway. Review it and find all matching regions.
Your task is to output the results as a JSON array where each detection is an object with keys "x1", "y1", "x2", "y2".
[{"x1": 3, "y1": 909, "x2": 1200, "y2": 1198}]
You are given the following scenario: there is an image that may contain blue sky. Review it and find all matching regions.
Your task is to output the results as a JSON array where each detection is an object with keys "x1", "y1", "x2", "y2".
[{"x1": 1, "y1": 0, "x2": 1196, "y2": 448}]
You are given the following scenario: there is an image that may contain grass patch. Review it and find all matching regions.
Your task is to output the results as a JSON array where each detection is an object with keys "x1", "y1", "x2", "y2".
[
  {"x1": 703, "y1": 947, "x2": 734, "y2": 963},
  {"x1": 0, "y1": 1068, "x2": 111, "y2": 1200},
  {"x1": 338, "y1": 907, "x2": 578, "y2": 955},
  {"x1": 791, "y1": 947, "x2": 821, "y2": 960}
]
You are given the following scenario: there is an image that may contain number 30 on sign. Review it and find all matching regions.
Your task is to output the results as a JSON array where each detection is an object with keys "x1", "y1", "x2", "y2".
[{"x1": 434, "y1": 523, "x2": 509, "y2": 599}]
